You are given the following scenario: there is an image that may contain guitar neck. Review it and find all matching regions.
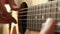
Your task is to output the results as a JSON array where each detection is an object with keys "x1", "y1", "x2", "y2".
[{"x1": 20, "y1": 1, "x2": 60, "y2": 32}]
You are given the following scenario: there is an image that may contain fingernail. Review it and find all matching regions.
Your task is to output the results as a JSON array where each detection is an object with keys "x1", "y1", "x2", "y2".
[{"x1": 45, "y1": 18, "x2": 55, "y2": 25}]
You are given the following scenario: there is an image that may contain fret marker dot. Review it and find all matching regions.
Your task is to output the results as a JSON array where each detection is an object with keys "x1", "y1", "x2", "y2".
[
  {"x1": 35, "y1": 16, "x2": 37, "y2": 19},
  {"x1": 42, "y1": 16, "x2": 44, "y2": 19},
  {"x1": 58, "y1": 8, "x2": 60, "y2": 11}
]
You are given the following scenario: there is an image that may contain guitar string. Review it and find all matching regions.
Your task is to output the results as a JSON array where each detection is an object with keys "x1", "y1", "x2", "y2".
[
  {"x1": 19, "y1": 7, "x2": 58, "y2": 13},
  {"x1": 19, "y1": 12, "x2": 60, "y2": 16}
]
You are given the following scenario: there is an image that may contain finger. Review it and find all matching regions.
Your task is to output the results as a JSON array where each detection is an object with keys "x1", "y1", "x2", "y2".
[
  {"x1": 41, "y1": 23, "x2": 45, "y2": 29},
  {"x1": 44, "y1": 18, "x2": 56, "y2": 29},
  {"x1": 40, "y1": 18, "x2": 56, "y2": 34},
  {"x1": 44, "y1": 18, "x2": 56, "y2": 34}
]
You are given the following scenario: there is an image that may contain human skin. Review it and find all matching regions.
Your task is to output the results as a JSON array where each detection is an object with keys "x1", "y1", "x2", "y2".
[
  {"x1": 40, "y1": 18, "x2": 56, "y2": 34},
  {"x1": 0, "y1": 0, "x2": 17, "y2": 23}
]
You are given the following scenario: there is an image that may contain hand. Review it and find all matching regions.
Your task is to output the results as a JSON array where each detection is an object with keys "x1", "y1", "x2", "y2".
[{"x1": 40, "y1": 18, "x2": 56, "y2": 34}]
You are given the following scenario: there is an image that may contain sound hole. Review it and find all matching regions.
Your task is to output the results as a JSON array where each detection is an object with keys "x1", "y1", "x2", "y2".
[
  {"x1": 48, "y1": 0, "x2": 54, "y2": 1},
  {"x1": 18, "y1": 2, "x2": 28, "y2": 34}
]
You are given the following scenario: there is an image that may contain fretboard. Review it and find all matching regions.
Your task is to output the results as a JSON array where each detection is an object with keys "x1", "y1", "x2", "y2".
[{"x1": 19, "y1": 0, "x2": 60, "y2": 33}]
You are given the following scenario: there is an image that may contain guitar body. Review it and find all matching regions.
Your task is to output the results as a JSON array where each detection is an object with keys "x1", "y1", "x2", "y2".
[{"x1": 25, "y1": 29, "x2": 40, "y2": 34}]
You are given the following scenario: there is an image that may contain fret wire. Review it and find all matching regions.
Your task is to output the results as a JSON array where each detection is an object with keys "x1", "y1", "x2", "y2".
[
  {"x1": 19, "y1": 18, "x2": 60, "y2": 20},
  {"x1": 35, "y1": 5, "x2": 37, "y2": 29},
  {"x1": 24, "y1": 23, "x2": 58, "y2": 27},
  {"x1": 43, "y1": 3, "x2": 46, "y2": 23},
  {"x1": 24, "y1": 28, "x2": 59, "y2": 32},
  {"x1": 27, "y1": 23, "x2": 42, "y2": 24},
  {"x1": 50, "y1": 1, "x2": 52, "y2": 19},
  {"x1": 56, "y1": 0, "x2": 58, "y2": 23},
  {"x1": 37, "y1": 5, "x2": 39, "y2": 29},
  {"x1": 33, "y1": 5, "x2": 35, "y2": 29},
  {"x1": 22, "y1": 24, "x2": 58, "y2": 30},
  {"x1": 19, "y1": 12, "x2": 60, "y2": 16},
  {"x1": 56, "y1": 1, "x2": 57, "y2": 23},
  {"x1": 22, "y1": 26, "x2": 59, "y2": 31},
  {"x1": 31, "y1": 7, "x2": 33, "y2": 24},
  {"x1": 27, "y1": 23, "x2": 57, "y2": 25},
  {"x1": 38, "y1": 5, "x2": 41, "y2": 27},
  {"x1": 41, "y1": 4, "x2": 43, "y2": 23},
  {"x1": 32, "y1": 5, "x2": 34, "y2": 29}
]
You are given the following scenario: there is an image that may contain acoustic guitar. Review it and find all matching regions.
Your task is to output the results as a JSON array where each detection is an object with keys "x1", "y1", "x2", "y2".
[{"x1": 19, "y1": 0, "x2": 60, "y2": 34}]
